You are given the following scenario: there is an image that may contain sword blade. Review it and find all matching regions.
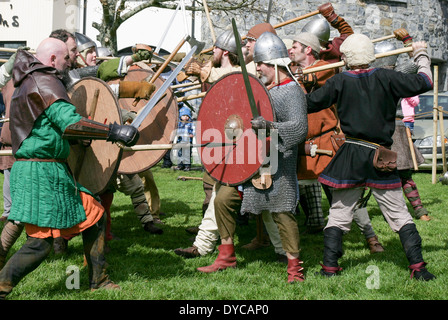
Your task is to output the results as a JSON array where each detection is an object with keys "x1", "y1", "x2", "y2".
[
  {"x1": 131, "y1": 45, "x2": 197, "y2": 129},
  {"x1": 231, "y1": 18, "x2": 259, "y2": 118}
]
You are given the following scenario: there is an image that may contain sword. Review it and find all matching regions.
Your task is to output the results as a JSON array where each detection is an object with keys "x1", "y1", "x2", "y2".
[
  {"x1": 231, "y1": 18, "x2": 259, "y2": 118},
  {"x1": 131, "y1": 45, "x2": 197, "y2": 129}
]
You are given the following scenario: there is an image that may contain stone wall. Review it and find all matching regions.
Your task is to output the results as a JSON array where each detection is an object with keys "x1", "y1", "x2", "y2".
[{"x1": 201, "y1": 0, "x2": 448, "y2": 91}]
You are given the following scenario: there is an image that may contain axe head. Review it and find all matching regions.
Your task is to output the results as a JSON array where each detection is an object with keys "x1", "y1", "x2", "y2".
[{"x1": 187, "y1": 36, "x2": 205, "y2": 54}]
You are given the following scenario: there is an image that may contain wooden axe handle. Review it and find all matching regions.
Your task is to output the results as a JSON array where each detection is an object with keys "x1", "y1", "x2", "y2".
[{"x1": 177, "y1": 176, "x2": 203, "y2": 181}]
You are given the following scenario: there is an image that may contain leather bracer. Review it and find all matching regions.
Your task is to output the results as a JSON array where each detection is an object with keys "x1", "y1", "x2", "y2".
[{"x1": 62, "y1": 117, "x2": 110, "y2": 140}]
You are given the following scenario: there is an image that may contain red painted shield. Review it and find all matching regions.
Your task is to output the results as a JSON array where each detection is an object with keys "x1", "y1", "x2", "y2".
[{"x1": 197, "y1": 72, "x2": 274, "y2": 186}]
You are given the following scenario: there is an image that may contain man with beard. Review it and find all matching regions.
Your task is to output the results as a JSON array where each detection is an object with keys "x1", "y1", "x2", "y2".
[
  {"x1": 175, "y1": 27, "x2": 287, "y2": 263},
  {"x1": 174, "y1": 29, "x2": 243, "y2": 258},
  {"x1": 197, "y1": 32, "x2": 308, "y2": 283},
  {"x1": 0, "y1": 37, "x2": 140, "y2": 298},
  {"x1": 50, "y1": 32, "x2": 162, "y2": 256},
  {"x1": 185, "y1": 29, "x2": 242, "y2": 87}
]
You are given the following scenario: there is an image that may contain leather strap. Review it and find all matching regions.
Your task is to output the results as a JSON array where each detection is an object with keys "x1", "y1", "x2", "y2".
[{"x1": 16, "y1": 158, "x2": 67, "y2": 163}]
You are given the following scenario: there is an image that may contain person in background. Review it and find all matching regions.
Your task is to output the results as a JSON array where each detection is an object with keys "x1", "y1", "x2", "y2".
[
  {"x1": 176, "y1": 106, "x2": 195, "y2": 171},
  {"x1": 401, "y1": 95, "x2": 420, "y2": 134}
]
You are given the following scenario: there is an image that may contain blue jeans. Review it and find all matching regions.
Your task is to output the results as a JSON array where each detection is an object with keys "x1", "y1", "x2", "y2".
[{"x1": 404, "y1": 121, "x2": 414, "y2": 133}]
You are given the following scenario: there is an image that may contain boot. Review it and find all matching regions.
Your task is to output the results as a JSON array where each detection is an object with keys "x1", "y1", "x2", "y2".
[
  {"x1": 0, "y1": 221, "x2": 24, "y2": 270},
  {"x1": 82, "y1": 215, "x2": 121, "y2": 291},
  {"x1": 398, "y1": 223, "x2": 435, "y2": 281},
  {"x1": 53, "y1": 237, "x2": 68, "y2": 254},
  {"x1": 197, "y1": 244, "x2": 236, "y2": 273},
  {"x1": 185, "y1": 226, "x2": 199, "y2": 235},
  {"x1": 174, "y1": 246, "x2": 201, "y2": 258},
  {"x1": 241, "y1": 235, "x2": 270, "y2": 250},
  {"x1": 319, "y1": 227, "x2": 343, "y2": 277},
  {"x1": 242, "y1": 215, "x2": 270, "y2": 250},
  {"x1": 366, "y1": 235, "x2": 385, "y2": 254},
  {"x1": 143, "y1": 221, "x2": 163, "y2": 234},
  {"x1": 287, "y1": 258, "x2": 305, "y2": 283}
]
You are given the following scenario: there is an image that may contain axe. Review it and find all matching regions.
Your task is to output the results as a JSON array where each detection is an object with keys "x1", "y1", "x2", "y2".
[
  {"x1": 132, "y1": 35, "x2": 205, "y2": 107},
  {"x1": 201, "y1": 10, "x2": 320, "y2": 54},
  {"x1": 177, "y1": 176, "x2": 203, "y2": 181},
  {"x1": 146, "y1": 35, "x2": 205, "y2": 86},
  {"x1": 128, "y1": 44, "x2": 198, "y2": 130},
  {"x1": 406, "y1": 126, "x2": 419, "y2": 171}
]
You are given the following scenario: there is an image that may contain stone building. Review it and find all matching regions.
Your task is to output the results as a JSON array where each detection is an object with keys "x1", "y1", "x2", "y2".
[{"x1": 202, "y1": 0, "x2": 448, "y2": 91}]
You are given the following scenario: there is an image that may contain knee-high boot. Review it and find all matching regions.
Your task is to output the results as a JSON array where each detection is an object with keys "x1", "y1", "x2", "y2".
[
  {"x1": 319, "y1": 227, "x2": 343, "y2": 276},
  {"x1": 0, "y1": 236, "x2": 53, "y2": 299},
  {"x1": 197, "y1": 244, "x2": 237, "y2": 273},
  {"x1": 82, "y1": 214, "x2": 120, "y2": 290},
  {"x1": 0, "y1": 221, "x2": 24, "y2": 270},
  {"x1": 398, "y1": 223, "x2": 435, "y2": 281}
]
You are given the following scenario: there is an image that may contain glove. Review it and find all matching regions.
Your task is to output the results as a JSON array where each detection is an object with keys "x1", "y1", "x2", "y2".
[
  {"x1": 185, "y1": 59, "x2": 203, "y2": 76},
  {"x1": 394, "y1": 28, "x2": 413, "y2": 47},
  {"x1": 292, "y1": 66, "x2": 304, "y2": 82},
  {"x1": 251, "y1": 116, "x2": 275, "y2": 136},
  {"x1": 119, "y1": 81, "x2": 156, "y2": 99},
  {"x1": 318, "y1": 3, "x2": 338, "y2": 23},
  {"x1": 131, "y1": 48, "x2": 152, "y2": 62},
  {"x1": 107, "y1": 123, "x2": 140, "y2": 147},
  {"x1": 120, "y1": 109, "x2": 137, "y2": 124},
  {"x1": 3, "y1": 46, "x2": 30, "y2": 74}
]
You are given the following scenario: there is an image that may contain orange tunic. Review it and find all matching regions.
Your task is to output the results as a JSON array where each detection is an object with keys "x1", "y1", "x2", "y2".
[
  {"x1": 25, "y1": 191, "x2": 104, "y2": 239},
  {"x1": 297, "y1": 60, "x2": 340, "y2": 180}
]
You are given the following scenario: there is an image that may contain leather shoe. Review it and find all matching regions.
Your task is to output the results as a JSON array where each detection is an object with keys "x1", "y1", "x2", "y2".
[
  {"x1": 144, "y1": 222, "x2": 163, "y2": 234},
  {"x1": 174, "y1": 246, "x2": 200, "y2": 258}
]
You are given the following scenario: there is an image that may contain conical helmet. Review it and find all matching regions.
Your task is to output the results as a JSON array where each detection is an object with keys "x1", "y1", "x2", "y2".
[
  {"x1": 214, "y1": 30, "x2": 240, "y2": 54},
  {"x1": 370, "y1": 41, "x2": 398, "y2": 68},
  {"x1": 75, "y1": 32, "x2": 97, "y2": 53},
  {"x1": 97, "y1": 47, "x2": 113, "y2": 57},
  {"x1": 254, "y1": 32, "x2": 289, "y2": 65},
  {"x1": 301, "y1": 18, "x2": 330, "y2": 46}
]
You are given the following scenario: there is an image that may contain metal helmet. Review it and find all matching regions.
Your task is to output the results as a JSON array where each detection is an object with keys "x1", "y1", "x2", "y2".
[
  {"x1": 301, "y1": 18, "x2": 330, "y2": 46},
  {"x1": 214, "y1": 30, "x2": 240, "y2": 54},
  {"x1": 254, "y1": 32, "x2": 289, "y2": 64},
  {"x1": 74, "y1": 32, "x2": 97, "y2": 53},
  {"x1": 439, "y1": 171, "x2": 448, "y2": 185},
  {"x1": 370, "y1": 41, "x2": 398, "y2": 68},
  {"x1": 97, "y1": 47, "x2": 113, "y2": 57}
]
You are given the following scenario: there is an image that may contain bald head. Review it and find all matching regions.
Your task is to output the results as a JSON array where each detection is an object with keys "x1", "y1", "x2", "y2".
[{"x1": 35, "y1": 37, "x2": 70, "y2": 72}]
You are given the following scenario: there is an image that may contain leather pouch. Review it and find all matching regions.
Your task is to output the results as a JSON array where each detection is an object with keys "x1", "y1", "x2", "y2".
[{"x1": 373, "y1": 146, "x2": 397, "y2": 172}]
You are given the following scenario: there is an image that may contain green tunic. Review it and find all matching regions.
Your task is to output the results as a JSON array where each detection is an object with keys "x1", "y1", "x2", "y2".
[{"x1": 9, "y1": 100, "x2": 92, "y2": 229}]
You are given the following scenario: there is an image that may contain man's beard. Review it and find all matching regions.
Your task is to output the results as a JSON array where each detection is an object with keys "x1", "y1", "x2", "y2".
[
  {"x1": 257, "y1": 72, "x2": 269, "y2": 85},
  {"x1": 58, "y1": 68, "x2": 73, "y2": 89},
  {"x1": 212, "y1": 52, "x2": 222, "y2": 68}
]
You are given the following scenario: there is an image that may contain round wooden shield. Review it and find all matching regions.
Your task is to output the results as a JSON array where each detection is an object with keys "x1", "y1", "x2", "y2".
[
  {"x1": 67, "y1": 77, "x2": 123, "y2": 195},
  {"x1": 197, "y1": 72, "x2": 274, "y2": 186},
  {"x1": 108, "y1": 68, "x2": 178, "y2": 174}
]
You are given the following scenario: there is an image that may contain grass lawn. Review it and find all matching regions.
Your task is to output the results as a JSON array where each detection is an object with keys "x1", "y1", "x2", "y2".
[{"x1": 1, "y1": 163, "x2": 448, "y2": 304}]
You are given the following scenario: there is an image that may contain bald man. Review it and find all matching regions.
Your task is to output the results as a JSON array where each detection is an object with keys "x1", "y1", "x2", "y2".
[{"x1": 0, "y1": 37, "x2": 139, "y2": 299}]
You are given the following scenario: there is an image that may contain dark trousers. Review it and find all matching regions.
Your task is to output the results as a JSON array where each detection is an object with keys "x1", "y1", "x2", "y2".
[{"x1": 0, "y1": 214, "x2": 109, "y2": 298}]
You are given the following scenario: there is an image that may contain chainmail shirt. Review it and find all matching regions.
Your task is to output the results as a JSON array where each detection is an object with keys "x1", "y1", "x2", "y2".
[{"x1": 241, "y1": 80, "x2": 308, "y2": 215}]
